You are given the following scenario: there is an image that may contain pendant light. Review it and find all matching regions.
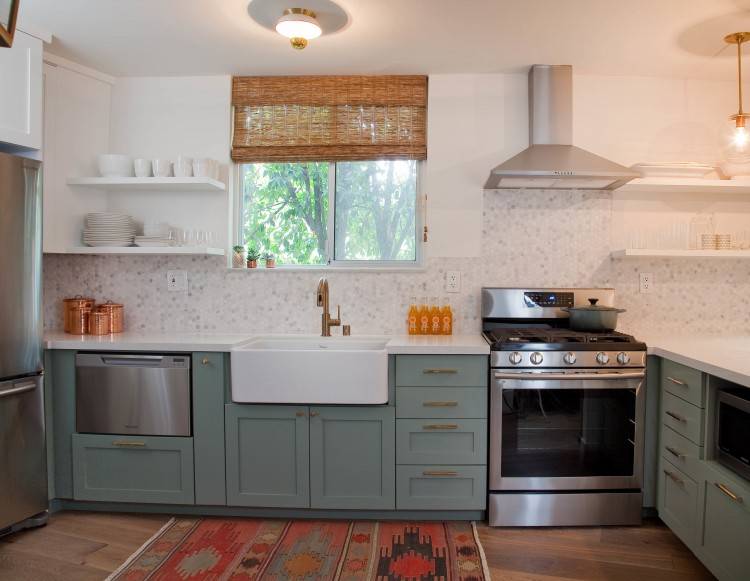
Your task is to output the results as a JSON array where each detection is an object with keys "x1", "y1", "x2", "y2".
[
  {"x1": 726, "y1": 32, "x2": 750, "y2": 147},
  {"x1": 276, "y1": 8, "x2": 322, "y2": 50}
]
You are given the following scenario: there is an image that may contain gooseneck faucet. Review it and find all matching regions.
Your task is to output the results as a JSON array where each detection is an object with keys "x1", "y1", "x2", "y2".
[{"x1": 316, "y1": 277, "x2": 341, "y2": 337}]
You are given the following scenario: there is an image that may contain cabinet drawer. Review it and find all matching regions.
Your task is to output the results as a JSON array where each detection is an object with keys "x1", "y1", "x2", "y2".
[
  {"x1": 72, "y1": 434, "x2": 194, "y2": 504},
  {"x1": 397, "y1": 419, "x2": 486, "y2": 465},
  {"x1": 660, "y1": 425, "x2": 702, "y2": 481},
  {"x1": 396, "y1": 387, "x2": 487, "y2": 419},
  {"x1": 662, "y1": 391, "x2": 704, "y2": 446},
  {"x1": 397, "y1": 465, "x2": 486, "y2": 510},
  {"x1": 396, "y1": 355, "x2": 487, "y2": 388},
  {"x1": 661, "y1": 359, "x2": 704, "y2": 408},
  {"x1": 658, "y1": 458, "x2": 698, "y2": 547}
]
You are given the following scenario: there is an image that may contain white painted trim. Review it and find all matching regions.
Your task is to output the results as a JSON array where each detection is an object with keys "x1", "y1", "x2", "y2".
[
  {"x1": 43, "y1": 52, "x2": 116, "y2": 85},
  {"x1": 17, "y1": 25, "x2": 52, "y2": 44}
]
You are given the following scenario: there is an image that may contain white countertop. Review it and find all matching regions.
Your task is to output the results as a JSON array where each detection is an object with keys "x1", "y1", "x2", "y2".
[{"x1": 43, "y1": 331, "x2": 491, "y2": 355}]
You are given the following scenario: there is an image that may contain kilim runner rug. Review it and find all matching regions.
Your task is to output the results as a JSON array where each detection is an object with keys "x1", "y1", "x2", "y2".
[{"x1": 106, "y1": 518, "x2": 490, "y2": 580}]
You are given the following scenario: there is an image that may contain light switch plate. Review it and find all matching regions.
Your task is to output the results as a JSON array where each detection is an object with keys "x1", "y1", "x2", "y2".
[
  {"x1": 446, "y1": 271, "x2": 461, "y2": 293},
  {"x1": 167, "y1": 270, "x2": 188, "y2": 292}
]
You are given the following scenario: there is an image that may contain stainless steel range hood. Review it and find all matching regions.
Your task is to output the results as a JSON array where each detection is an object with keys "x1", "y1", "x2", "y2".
[{"x1": 484, "y1": 65, "x2": 639, "y2": 190}]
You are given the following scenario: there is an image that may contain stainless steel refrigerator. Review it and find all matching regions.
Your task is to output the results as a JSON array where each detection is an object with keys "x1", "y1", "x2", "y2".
[{"x1": 0, "y1": 151, "x2": 48, "y2": 534}]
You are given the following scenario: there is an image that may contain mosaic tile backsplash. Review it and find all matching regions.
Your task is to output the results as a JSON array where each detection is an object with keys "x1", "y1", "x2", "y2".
[{"x1": 43, "y1": 191, "x2": 750, "y2": 339}]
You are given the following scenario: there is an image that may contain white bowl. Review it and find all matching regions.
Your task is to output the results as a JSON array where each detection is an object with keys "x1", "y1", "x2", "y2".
[{"x1": 97, "y1": 154, "x2": 134, "y2": 178}]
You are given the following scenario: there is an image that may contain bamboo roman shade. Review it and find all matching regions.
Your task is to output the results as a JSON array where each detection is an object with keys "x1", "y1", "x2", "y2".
[{"x1": 231, "y1": 75, "x2": 427, "y2": 162}]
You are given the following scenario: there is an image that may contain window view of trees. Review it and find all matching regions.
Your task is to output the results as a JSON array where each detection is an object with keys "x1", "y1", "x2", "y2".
[{"x1": 241, "y1": 160, "x2": 417, "y2": 265}]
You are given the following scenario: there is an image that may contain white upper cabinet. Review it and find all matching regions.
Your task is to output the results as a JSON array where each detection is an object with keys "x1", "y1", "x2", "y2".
[{"x1": 0, "y1": 31, "x2": 43, "y2": 150}]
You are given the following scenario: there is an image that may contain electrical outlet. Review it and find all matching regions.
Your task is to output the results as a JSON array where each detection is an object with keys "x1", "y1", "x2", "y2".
[
  {"x1": 167, "y1": 270, "x2": 188, "y2": 292},
  {"x1": 446, "y1": 271, "x2": 461, "y2": 293},
  {"x1": 639, "y1": 272, "x2": 653, "y2": 294}
]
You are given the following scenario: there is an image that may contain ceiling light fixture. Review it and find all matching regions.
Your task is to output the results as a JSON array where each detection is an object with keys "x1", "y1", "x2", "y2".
[
  {"x1": 726, "y1": 32, "x2": 750, "y2": 148},
  {"x1": 276, "y1": 8, "x2": 321, "y2": 50}
]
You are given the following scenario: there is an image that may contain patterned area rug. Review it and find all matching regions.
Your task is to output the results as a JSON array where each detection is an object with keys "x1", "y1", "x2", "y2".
[{"x1": 106, "y1": 518, "x2": 490, "y2": 580}]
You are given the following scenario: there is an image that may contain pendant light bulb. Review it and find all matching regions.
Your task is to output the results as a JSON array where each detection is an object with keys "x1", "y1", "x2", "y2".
[
  {"x1": 726, "y1": 32, "x2": 750, "y2": 149},
  {"x1": 734, "y1": 125, "x2": 749, "y2": 147},
  {"x1": 276, "y1": 8, "x2": 321, "y2": 50}
]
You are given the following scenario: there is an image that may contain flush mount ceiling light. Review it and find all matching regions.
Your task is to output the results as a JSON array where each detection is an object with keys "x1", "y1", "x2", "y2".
[
  {"x1": 276, "y1": 8, "x2": 322, "y2": 50},
  {"x1": 726, "y1": 32, "x2": 750, "y2": 147}
]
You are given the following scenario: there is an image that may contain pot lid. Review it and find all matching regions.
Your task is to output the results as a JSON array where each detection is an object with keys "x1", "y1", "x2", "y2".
[{"x1": 563, "y1": 298, "x2": 626, "y2": 313}]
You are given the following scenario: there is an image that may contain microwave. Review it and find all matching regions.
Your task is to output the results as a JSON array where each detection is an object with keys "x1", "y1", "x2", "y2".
[{"x1": 715, "y1": 388, "x2": 750, "y2": 482}]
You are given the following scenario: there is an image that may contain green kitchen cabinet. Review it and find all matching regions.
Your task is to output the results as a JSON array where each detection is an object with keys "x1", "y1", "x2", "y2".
[
  {"x1": 309, "y1": 406, "x2": 395, "y2": 510},
  {"x1": 657, "y1": 458, "x2": 699, "y2": 547},
  {"x1": 225, "y1": 404, "x2": 310, "y2": 508},
  {"x1": 395, "y1": 355, "x2": 488, "y2": 388}
]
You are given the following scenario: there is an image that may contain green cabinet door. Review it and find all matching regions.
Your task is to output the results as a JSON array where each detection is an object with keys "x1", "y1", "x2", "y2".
[
  {"x1": 310, "y1": 406, "x2": 395, "y2": 510},
  {"x1": 192, "y1": 353, "x2": 226, "y2": 505},
  {"x1": 225, "y1": 404, "x2": 309, "y2": 508}
]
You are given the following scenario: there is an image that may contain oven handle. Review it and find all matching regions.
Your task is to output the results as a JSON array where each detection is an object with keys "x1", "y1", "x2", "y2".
[{"x1": 494, "y1": 371, "x2": 645, "y2": 381}]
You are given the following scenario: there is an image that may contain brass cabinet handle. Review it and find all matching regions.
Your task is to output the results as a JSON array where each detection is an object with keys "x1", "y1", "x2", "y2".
[
  {"x1": 665, "y1": 410, "x2": 686, "y2": 422},
  {"x1": 715, "y1": 482, "x2": 744, "y2": 504},
  {"x1": 295, "y1": 411, "x2": 306, "y2": 417},
  {"x1": 665, "y1": 446, "x2": 685, "y2": 459},
  {"x1": 663, "y1": 469, "x2": 684, "y2": 486},
  {"x1": 422, "y1": 368, "x2": 458, "y2": 374},
  {"x1": 422, "y1": 470, "x2": 458, "y2": 477},
  {"x1": 423, "y1": 424, "x2": 458, "y2": 430},
  {"x1": 666, "y1": 376, "x2": 687, "y2": 387},
  {"x1": 202, "y1": 357, "x2": 210, "y2": 365},
  {"x1": 422, "y1": 401, "x2": 458, "y2": 407},
  {"x1": 113, "y1": 440, "x2": 146, "y2": 448}
]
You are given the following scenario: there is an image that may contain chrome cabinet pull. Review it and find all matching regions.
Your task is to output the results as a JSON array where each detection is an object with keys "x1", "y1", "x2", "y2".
[
  {"x1": 665, "y1": 446, "x2": 685, "y2": 459},
  {"x1": 422, "y1": 470, "x2": 458, "y2": 477},
  {"x1": 665, "y1": 410, "x2": 686, "y2": 422},
  {"x1": 715, "y1": 482, "x2": 744, "y2": 504},
  {"x1": 663, "y1": 469, "x2": 684, "y2": 486},
  {"x1": 422, "y1": 401, "x2": 458, "y2": 407},
  {"x1": 423, "y1": 424, "x2": 458, "y2": 430},
  {"x1": 112, "y1": 440, "x2": 146, "y2": 448},
  {"x1": 423, "y1": 368, "x2": 458, "y2": 374},
  {"x1": 666, "y1": 376, "x2": 687, "y2": 386}
]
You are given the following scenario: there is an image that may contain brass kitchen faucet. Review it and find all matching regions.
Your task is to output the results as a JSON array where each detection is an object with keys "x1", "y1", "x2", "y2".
[{"x1": 316, "y1": 277, "x2": 341, "y2": 337}]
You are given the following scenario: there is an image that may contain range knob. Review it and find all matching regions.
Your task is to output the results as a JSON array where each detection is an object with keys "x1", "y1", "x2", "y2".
[
  {"x1": 530, "y1": 352, "x2": 544, "y2": 365},
  {"x1": 563, "y1": 352, "x2": 577, "y2": 365},
  {"x1": 509, "y1": 351, "x2": 523, "y2": 365},
  {"x1": 617, "y1": 352, "x2": 631, "y2": 365},
  {"x1": 596, "y1": 352, "x2": 610, "y2": 365}
]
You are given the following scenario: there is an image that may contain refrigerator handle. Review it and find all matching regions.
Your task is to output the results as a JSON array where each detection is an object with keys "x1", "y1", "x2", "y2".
[{"x1": 0, "y1": 381, "x2": 37, "y2": 399}]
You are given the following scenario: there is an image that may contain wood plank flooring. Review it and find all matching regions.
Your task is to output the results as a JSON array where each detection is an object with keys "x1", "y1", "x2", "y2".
[{"x1": 0, "y1": 511, "x2": 715, "y2": 580}]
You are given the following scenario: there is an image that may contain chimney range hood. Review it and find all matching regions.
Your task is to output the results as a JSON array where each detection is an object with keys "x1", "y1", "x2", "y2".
[{"x1": 484, "y1": 65, "x2": 639, "y2": 191}]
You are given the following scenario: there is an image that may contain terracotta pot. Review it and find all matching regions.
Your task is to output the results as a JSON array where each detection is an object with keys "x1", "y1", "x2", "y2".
[
  {"x1": 265, "y1": 258, "x2": 276, "y2": 269},
  {"x1": 247, "y1": 259, "x2": 258, "y2": 268}
]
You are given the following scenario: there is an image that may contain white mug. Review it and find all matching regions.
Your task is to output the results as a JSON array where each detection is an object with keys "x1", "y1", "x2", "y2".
[
  {"x1": 134, "y1": 158, "x2": 152, "y2": 178},
  {"x1": 152, "y1": 159, "x2": 173, "y2": 177},
  {"x1": 174, "y1": 156, "x2": 193, "y2": 177},
  {"x1": 193, "y1": 158, "x2": 210, "y2": 178}
]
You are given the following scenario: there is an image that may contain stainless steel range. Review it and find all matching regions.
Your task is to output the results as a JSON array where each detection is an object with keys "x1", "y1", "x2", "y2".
[{"x1": 483, "y1": 288, "x2": 647, "y2": 527}]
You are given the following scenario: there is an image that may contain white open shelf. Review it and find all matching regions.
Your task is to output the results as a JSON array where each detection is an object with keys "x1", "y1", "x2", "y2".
[
  {"x1": 66, "y1": 177, "x2": 226, "y2": 192},
  {"x1": 612, "y1": 249, "x2": 750, "y2": 258},
  {"x1": 617, "y1": 177, "x2": 750, "y2": 195},
  {"x1": 65, "y1": 246, "x2": 225, "y2": 256}
]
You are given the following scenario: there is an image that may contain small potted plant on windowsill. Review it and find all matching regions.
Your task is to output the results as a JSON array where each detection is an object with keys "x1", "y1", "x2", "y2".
[
  {"x1": 263, "y1": 252, "x2": 276, "y2": 269},
  {"x1": 231, "y1": 245, "x2": 246, "y2": 268},
  {"x1": 246, "y1": 247, "x2": 261, "y2": 269}
]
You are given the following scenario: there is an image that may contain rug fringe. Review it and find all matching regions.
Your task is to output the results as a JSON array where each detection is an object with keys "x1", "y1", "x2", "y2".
[
  {"x1": 105, "y1": 517, "x2": 176, "y2": 581},
  {"x1": 471, "y1": 521, "x2": 492, "y2": 580}
]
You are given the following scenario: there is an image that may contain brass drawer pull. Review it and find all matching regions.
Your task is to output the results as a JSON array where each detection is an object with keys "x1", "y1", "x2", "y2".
[
  {"x1": 666, "y1": 376, "x2": 687, "y2": 387},
  {"x1": 295, "y1": 411, "x2": 306, "y2": 417},
  {"x1": 663, "y1": 469, "x2": 684, "y2": 486},
  {"x1": 310, "y1": 411, "x2": 320, "y2": 417},
  {"x1": 665, "y1": 410, "x2": 686, "y2": 422},
  {"x1": 665, "y1": 446, "x2": 685, "y2": 459},
  {"x1": 422, "y1": 470, "x2": 458, "y2": 477},
  {"x1": 423, "y1": 401, "x2": 459, "y2": 407},
  {"x1": 112, "y1": 440, "x2": 146, "y2": 448},
  {"x1": 715, "y1": 482, "x2": 744, "y2": 504},
  {"x1": 422, "y1": 368, "x2": 458, "y2": 374},
  {"x1": 201, "y1": 357, "x2": 210, "y2": 365},
  {"x1": 423, "y1": 424, "x2": 458, "y2": 430}
]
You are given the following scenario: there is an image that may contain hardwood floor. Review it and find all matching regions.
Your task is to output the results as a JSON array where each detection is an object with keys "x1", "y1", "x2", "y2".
[{"x1": 0, "y1": 511, "x2": 715, "y2": 580}]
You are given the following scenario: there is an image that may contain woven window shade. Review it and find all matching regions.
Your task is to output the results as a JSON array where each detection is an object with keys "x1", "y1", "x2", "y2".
[{"x1": 231, "y1": 75, "x2": 427, "y2": 162}]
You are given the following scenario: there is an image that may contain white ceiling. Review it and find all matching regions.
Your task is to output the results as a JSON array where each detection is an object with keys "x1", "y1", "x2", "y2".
[{"x1": 18, "y1": 0, "x2": 750, "y2": 79}]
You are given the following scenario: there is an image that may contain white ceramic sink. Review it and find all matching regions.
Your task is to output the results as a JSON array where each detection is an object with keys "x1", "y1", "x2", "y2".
[{"x1": 231, "y1": 336, "x2": 389, "y2": 404}]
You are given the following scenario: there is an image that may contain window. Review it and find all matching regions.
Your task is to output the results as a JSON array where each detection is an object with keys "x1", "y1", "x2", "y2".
[{"x1": 238, "y1": 160, "x2": 420, "y2": 267}]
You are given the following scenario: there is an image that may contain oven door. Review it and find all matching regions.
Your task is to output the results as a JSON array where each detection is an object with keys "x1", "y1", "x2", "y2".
[{"x1": 490, "y1": 369, "x2": 645, "y2": 491}]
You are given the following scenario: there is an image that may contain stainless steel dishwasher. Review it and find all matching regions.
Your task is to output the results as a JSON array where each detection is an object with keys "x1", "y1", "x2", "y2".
[{"x1": 75, "y1": 353, "x2": 191, "y2": 436}]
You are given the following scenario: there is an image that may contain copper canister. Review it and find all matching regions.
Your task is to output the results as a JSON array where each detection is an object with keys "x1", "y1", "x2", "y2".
[
  {"x1": 68, "y1": 305, "x2": 91, "y2": 335},
  {"x1": 97, "y1": 301, "x2": 124, "y2": 333},
  {"x1": 63, "y1": 295, "x2": 94, "y2": 333},
  {"x1": 88, "y1": 311, "x2": 111, "y2": 335}
]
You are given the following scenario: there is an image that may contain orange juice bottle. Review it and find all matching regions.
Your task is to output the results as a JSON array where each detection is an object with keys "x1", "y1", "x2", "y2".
[
  {"x1": 407, "y1": 296, "x2": 419, "y2": 335},
  {"x1": 429, "y1": 296, "x2": 441, "y2": 335},
  {"x1": 418, "y1": 296, "x2": 430, "y2": 335},
  {"x1": 440, "y1": 297, "x2": 453, "y2": 335}
]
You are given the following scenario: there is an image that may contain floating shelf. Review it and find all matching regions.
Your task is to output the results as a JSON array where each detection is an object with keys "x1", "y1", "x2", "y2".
[
  {"x1": 66, "y1": 177, "x2": 226, "y2": 192},
  {"x1": 616, "y1": 178, "x2": 750, "y2": 195},
  {"x1": 612, "y1": 249, "x2": 750, "y2": 258},
  {"x1": 65, "y1": 246, "x2": 225, "y2": 256}
]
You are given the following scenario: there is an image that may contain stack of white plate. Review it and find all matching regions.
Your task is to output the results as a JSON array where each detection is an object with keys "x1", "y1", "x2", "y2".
[
  {"x1": 134, "y1": 236, "x2": 173, "y2": 248},
  {"x1": 83, "y1": 213, "x2": 135, "y2": 247}
]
